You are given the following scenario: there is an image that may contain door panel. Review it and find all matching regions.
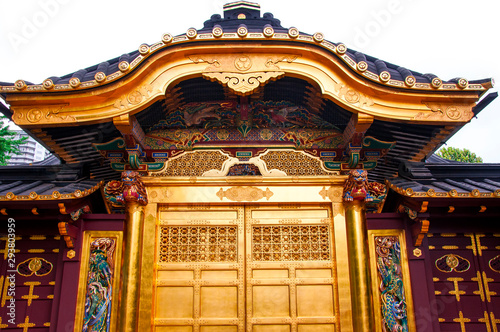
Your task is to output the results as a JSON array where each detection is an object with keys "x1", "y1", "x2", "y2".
[
  {"x1": 154, "y1": 204, "x2": 338, "y2": 332},
  {"x1": 154, "y1": 206, "x2": 245, "y2": 331},
  {"x1": 245, "y1": 205, "x2": 338, "y2": 332}
]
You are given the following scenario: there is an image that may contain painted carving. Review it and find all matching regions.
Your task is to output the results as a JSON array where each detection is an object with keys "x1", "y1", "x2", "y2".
[
  {"x1": 104, "y1": 180, "x2": 126, "y2": 209},
  {"x1": 119, "y1": 171, "x2": 148, "y2": 205},
  {"x1": 376, "y1": 236, "x2": 409, "y2": 332},
  {"x1": 71, "y1": 205, "x2": 91, "y2": 221},
  {"x1": 83, "y1": 238, "x2": 116, "y2": 332},
  {"x1": 343, "y1": 170, "x2": 374, "y2": 202}
]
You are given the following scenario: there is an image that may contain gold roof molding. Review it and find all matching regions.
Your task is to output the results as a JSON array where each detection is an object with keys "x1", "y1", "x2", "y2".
[
  {"x1": 2, "y1": 29, "x2": 491, "y2": 95},
  {"x1": 0, "y1": 182, "x2": 102, "y2": 202},
  {"x1": 387, "y1": 181, "x2": 500, "y2": 199},
  {"x1": 3, "y1": 42, "x2": 486, "y2": 128}
]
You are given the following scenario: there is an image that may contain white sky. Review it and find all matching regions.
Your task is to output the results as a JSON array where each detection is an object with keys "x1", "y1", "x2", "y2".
[{"x1": 0, "y1": 0, "x2": 499, "y2": 162}]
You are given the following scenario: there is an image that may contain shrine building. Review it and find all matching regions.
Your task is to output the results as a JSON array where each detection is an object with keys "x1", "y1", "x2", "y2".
[{"x1": 0, "y1": 2, "x2": 499, "y2": 331}]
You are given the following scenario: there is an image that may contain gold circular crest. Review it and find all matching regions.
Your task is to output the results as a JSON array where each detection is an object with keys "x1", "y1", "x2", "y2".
[
  {"x1": 29, "y1": 258, "x2": 42, "y2": 273},
  {"x1": 336, "y1": 43, "x2": 347, "y2": 54},
  {"x1": 234, "y1": 55, "x2": 252, "y2": 71},
  {"x1": 405, "y1": 76, "x2": 416, "y2": 87},
  {"x1": 260, "y1": 129, "x2": 273, "y2": 140},
  {"x1": 186, "y1": 28, "x2": 198, "y2": 39},
  {"x1": 217, "y1": 129, "x2": 229, "y2": 140},
  {"x1": 379, "y1": 71, "x2": 391, "y2": 82},
  {"x1": 356, "y1": 61, "x2": 367, "y2": 72},
  {"x1": 431, "y1": 77, "x2": 442, "y2": 88},
  {"x1": 212, "y1": 25, "x2": 223, "y2": 37},
  {"x1": 237, "y1": 25, "x2": 248, "y2": 37},
  {"x1": 288, "y1": 27, "x2": 299, "y2": 38},
  {"x1": 69, "y1": 77, "x2": 81, "y2": 88},
  {"x1": 15, "y1": 79, "x2": 26, "y2": 90},
  {"x1": 94, "y1": 72, "x2": 106, "y2": 83},
  {"x1": 42, "y1": 79, "x2": 54, "y2": 89},
  {"x1": 27, "y1": 108, "x2": 43, "y2": 123},
  {"x1": 263, "y1": 25, "x2": 274, "y2": 37},
  {"x1": 118, "y1": 61, "x2": 130, "y2": 72},
  {"x1": 457, "y1": 78, "x2": 468, "y2": 89},
  {"x1": 127, "y1": 90, "x2": 143, "y2": 105},
  {"x1": 161, "y1": 33, "x2": 173, "y2": 43},
  {"x1": 313, "y1": 32, "x2": 324, "y2": 43},
  {"x1": 138, "y1": 43, "x2": 150, "y2": 55}
]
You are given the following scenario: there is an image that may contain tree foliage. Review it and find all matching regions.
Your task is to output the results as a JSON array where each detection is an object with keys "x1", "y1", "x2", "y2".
[
  {"x1": 0, "y1": 117, "x2": 27, "y2": 165},
  {"x1": 437, "y1": 146, "x2": 483, "y2": 163}
]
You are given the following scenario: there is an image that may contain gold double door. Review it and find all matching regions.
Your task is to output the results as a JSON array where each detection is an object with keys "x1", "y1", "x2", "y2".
[{"x1": 154, "y1": 204, "x2": 342, "y2": 332}]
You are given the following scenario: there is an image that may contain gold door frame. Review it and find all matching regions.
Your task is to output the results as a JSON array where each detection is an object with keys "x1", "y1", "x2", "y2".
[{"x1": 139, "y1": 175, "x2": 354, "y2": 331}]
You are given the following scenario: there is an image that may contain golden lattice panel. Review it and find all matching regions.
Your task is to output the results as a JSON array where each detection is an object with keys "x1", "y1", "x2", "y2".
[
  {"x1": 260, "y1": 150, "x2": 332, "y2": 176},
  {"x1": 157, "y1": 150, "x2": 229, "y2": 176},
  {"x1": 159, "y1": 226, "x2": 238, "y2": 262},
  {"x1": 252, "y1": 225, "x2": 331, "y2": 261}
]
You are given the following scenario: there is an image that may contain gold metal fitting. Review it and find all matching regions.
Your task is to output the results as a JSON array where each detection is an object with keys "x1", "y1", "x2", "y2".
[
  {"x1": 405, "y1": 76, "x2": 416, "y2": 87},
  {"x1": 431, "y1": 77, "x2": 442, "y2": 88},
  {"x1": 313, "y1": 32, "x2": 324, "y2": 42},
  {"x1": 42, "y1": 79, "x2": 54, "y2": 90},
  {"x1": 263, "y1": 24, "x2": 274, "y2": 37},
  {"x1": 288, "y1": 27, "x2": 299, "y2": 38},
  {"x1": 457, "y1": 78, "x2": 468, "y2": 89},
  {"x1": 212, "y1": 25, "x2": 223, "y2": 38},
  {"x1": 69, "y1": 77, "x2": 81, "y2": 88},
  {"x1": 186, "y1": 28, "x2": 197, "y2": 39},
  {"x1": 138, "y1": 44, "x2": 150, "y2": 55},
  {"x1": 161, "y1": 33, "x2": 173, "y2": 43},
  {"x1": 336, "y1": 43, "x2": 347, "y2": 54},
  {"x1": 94, "y1": 72, "x2": 106, "y2": 83},
  {"x1": 118, "y1": 61, "x2": 130, "y2": 72},
  {"x1": 237, "y1": 25, "x2": 248, "y2": 37},
  {"x1": 379, "y1": 71, "x2": 391, "y2": 82},
  {"x1": 356, "y1": 61, "x2": 368, "y2": 72},
  {"x1": 14, "y1": 79, "x2": 26, "y2": 90}
]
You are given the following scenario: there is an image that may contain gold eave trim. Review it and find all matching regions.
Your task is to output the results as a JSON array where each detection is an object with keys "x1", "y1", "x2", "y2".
[
  {"x1": 5, "y1": 42, "x2": 483, "y2": 127},
  {"x1": 2, "y1": 31, "x2": 491, "y2": 94},
  {"x1": 387, "y1": 180, "x2": 500, "y2": 199},
  {"x1": 141, "y1": 175, "x2": 348, "y2": 186},
  {"x1": 0, "y1": 182, "x2": 102, "y2": 201}
]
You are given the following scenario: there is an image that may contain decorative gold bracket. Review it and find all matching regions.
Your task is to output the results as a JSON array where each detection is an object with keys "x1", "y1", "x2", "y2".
[{"x1": 189, "y1": 53, "x2": 299, "y2": 96}]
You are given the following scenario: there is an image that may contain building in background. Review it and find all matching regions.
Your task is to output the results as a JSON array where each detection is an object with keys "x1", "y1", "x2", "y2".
[
  {"x1": 7, "y1": 130, "x2": 48, "y2": 165},
  {"x1": 0, "y1": 2, "x2": 499, "y2": 331}
]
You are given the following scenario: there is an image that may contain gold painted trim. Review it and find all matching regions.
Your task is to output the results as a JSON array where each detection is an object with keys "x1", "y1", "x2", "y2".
[
  {"x1": 74, "y1": 231, "x2": 123, "y2": 332},
  {"x1": 387, "y1": 180, "x2": 500, "y2": 199},
  {"x1": 368, "y1": 229, "x2": 416, "y2": 332},
  {"x1": 0, "y1": 182, "x2": 102, "y2": 202}
]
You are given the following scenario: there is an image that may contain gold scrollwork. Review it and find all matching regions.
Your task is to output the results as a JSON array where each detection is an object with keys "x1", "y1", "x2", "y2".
[
  {"x1": 333, "y1": 82, "x2": 374, "y2": 108},
  {"x1": 15, "y1": 106, "x2": 75, "y2": 124},
  {"x1": 203, "y1": 71, "x2": 284, "y2": 96},
  {"x1": 489, "y1": 255, "x2": 500, "y2": 273},
  {"x1": 416, "y1": 103, "x2": 474, "y2": 122},
  {"x1": 216, "y1": 186, "x2": 274, "y2": 202}
]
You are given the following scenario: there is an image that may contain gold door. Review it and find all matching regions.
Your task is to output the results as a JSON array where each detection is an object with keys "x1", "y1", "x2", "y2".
[{"x1": 154, "y1": 204, "x2": 340, "y2": 332}]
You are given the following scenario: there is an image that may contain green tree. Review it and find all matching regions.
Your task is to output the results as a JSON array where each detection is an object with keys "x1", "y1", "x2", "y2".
[
  {"x1": 437, "y1": 146, "x2": 483, "y2": 163},
  {"x1": 0, "y1": 117, "x2": 27, "y2": 165}
]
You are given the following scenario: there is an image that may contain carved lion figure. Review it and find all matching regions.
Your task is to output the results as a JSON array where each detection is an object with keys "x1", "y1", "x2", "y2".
[
  {"x1": 116, "y1": 171, "x2": 148, "y2": 205},
  {"x1": 343, "y1": 169, "x2": 374, "y2": 202}
]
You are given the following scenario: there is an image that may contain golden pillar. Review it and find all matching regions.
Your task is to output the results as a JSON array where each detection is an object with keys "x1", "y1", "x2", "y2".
[
  {"x1": 343, "y1": 170, "x2": 375, "y2": 331},
  {"x1": 118, "y1": 171, "x2": 148, "y2": 332}
]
